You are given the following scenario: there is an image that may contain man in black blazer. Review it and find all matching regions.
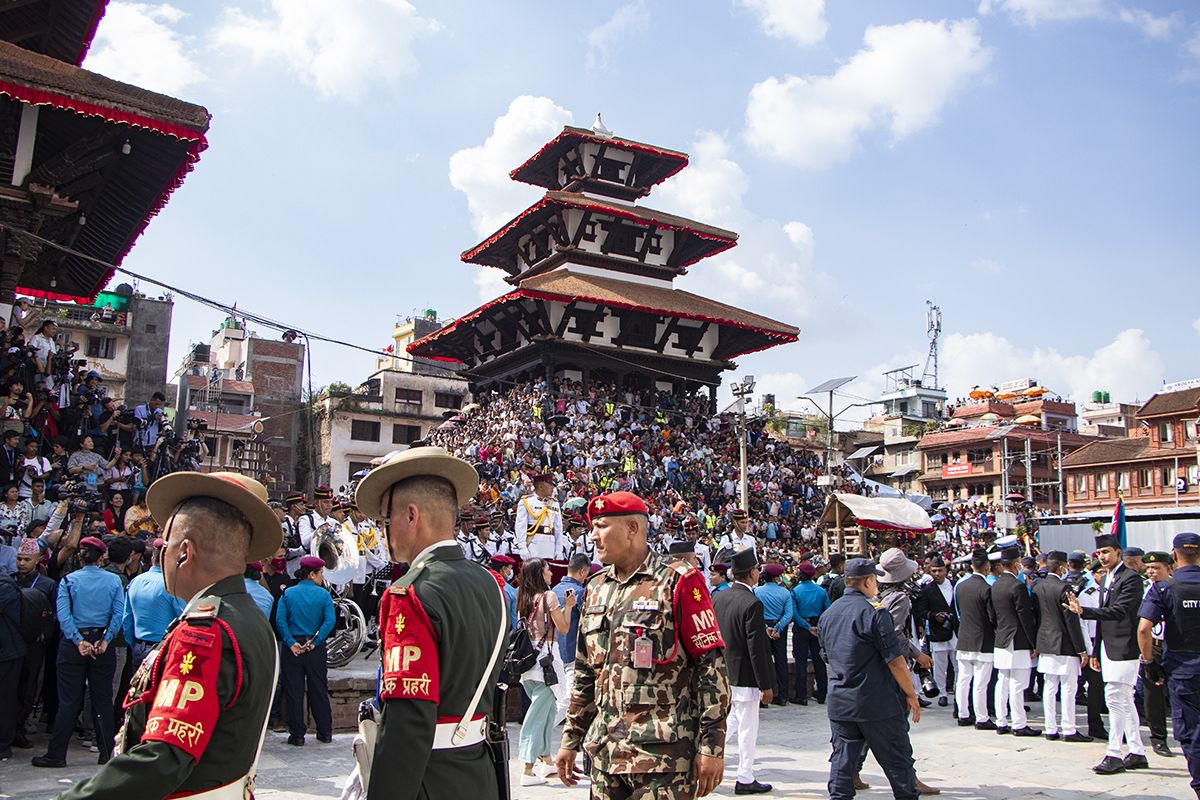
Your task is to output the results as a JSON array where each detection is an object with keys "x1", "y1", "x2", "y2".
[
  {"x1": 0, "y1": 429, "x2": 20, "y2": 487},
  {"x1": 1033, "y1": 551, "x2": 1091, "y2": 742},
  {"x1": 915, "y1": 556, "x2": 957, "y2": 707},
  {"x1": 1068, "y1": 534, "x2": 1149, "y2": 774},
  {"x1": 713, "y1": 548, "x2": 773, "y2": 795},
  {"x1": 953, "y1": 549, "x2": 996, "y2": 728},
  {"x1": 990, "y1": 545, "x2": 1040, "y2": 736}
]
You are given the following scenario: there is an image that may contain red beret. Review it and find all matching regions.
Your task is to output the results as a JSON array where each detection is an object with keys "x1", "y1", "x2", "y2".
[
  {"x1": 246, "y1": 561, "x2": 264, "y2": 571},
  {"x1": 491, "y1": 554, "x2": 516, "y2": 566},
  {"x1": 299, "y1": 556, "x2": 325, "y2": 571},
  {"x1": 79, "y1": 536, "x2": 107, "y2": 554},
  {"x1": 797, "y1": 562, "x2": 816, "y2": 578},
  {"x1": 587, "y1": 491, "x2": 649, "y2": 520},
  {"x1": 763, "y1": 563, "x2": 786, "y2": 579}
]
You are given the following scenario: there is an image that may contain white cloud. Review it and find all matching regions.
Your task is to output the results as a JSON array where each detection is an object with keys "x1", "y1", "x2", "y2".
[
  {"x1": 84, "y1": 2, "x2": 203, "y2": 96},
  {"x1": 214, "y1": 0, "x2": 439, "y2": 101},
  {"x1": 1193, "y1": 318, "x2": 1200, "y2": 336},
  {"x1": 657, "y1": 132, "x2": 840, "y2": 331},
  {"x1": 472, "y1": 268, "x2": 512, "y2": 305},
  {"x1": 744, "y1": 19, "x2": 991, "y2": 169},
  {"x1": 738, "y1": 0, "x2": 828, "y2": 46},
  {"x1": 980, "y1": 0, "x2": 1178, "y2": 38},
  {"x1": 940, "y1": 328, "x2": 1165, "y2": 404},
  {"x1": 1117, "y1": 8, "x2": 1179, "y2": 39},
  {"x1": 448, "y1": 96, "x2": 573, "y2": 243},
  {"x1": 1188, "y1": 30, "x2": 1200, "y2": 59},
  {"x1": 586, "y1": 1, "x2": 650, "y2": 69}
]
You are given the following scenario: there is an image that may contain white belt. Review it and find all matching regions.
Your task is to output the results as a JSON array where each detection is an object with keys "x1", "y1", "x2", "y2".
[{"x1": 431, "y1": 716, "x2": 486, "y2": 750}]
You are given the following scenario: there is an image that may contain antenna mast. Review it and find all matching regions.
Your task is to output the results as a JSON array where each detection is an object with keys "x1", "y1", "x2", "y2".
[{"x1": 923, "y1": 300, "x2": 941, "y2": 389}]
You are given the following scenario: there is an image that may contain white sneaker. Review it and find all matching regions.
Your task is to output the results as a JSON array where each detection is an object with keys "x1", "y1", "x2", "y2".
[{"x1": 520, "y1": 773, "x2": 548, "y2": 787}]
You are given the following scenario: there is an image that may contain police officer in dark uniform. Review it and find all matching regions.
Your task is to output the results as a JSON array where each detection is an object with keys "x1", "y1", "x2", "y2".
[
  {"x1": 354, "y1": 447, "x2": 507, "y2": 800},
  {"x1": 54, "y1": 471, "x2": 282, "y2": 800},
  {"x1": 819, "y1": 557, "x2": 921, "y2": 800},
  {"x1": 1137, "y1": 531, "x2": 1200, "y2": 799}
]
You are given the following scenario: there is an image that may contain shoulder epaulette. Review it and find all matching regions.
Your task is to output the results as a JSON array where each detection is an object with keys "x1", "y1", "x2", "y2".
[{"x1": 185, "y1": 595, "x2": 221, "y2": 622}]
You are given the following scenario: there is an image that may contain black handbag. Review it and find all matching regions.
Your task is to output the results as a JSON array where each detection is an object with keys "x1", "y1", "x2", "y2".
[{"x1": 504, "y1": 594, "x2": 551, "y2": 676}]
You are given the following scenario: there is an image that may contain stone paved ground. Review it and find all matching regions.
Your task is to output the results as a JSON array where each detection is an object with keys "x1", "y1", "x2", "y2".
[{"x1": 0, "y1": 701, "x2": 1192, "y2": 798}]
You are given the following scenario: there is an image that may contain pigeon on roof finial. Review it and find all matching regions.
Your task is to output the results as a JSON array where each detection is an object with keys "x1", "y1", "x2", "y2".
[{"x1": 591, "y1": 113, "x2": 613, "y2": 138}]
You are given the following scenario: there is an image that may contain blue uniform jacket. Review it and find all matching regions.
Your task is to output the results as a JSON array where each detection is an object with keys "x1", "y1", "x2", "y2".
[
  {"x1": 818, "y1": 588, "x2": 906, "y2": 722},
  {"x1": 792, "y1": 579, "x2": 831, "y2": 631},
  {"x1": 1139, "y1": 564, "x2": 1200, "y2": 677},
  {"x1": 275, "y1": 579, "x2": 335, "y2": 647},
  {"x1": 58, "y1": 564, "x2": 124, "y2": 644},
  {"x1": 755, "y1": 581, "x2": 795, "y2": 633},
  {"x1": 122, "y1": 566, "x2": 185, "y2": 645}
]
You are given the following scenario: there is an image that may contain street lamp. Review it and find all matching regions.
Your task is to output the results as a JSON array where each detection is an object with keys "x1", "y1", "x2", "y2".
[
  {"x1": 730, "y1": 375, "x2": 756, "y2": 513},
  {"x1": 796, "y1": 376, "x2": 881, "y2": 477}
]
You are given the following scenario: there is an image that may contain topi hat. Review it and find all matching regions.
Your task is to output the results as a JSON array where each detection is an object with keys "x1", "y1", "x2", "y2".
[
  {"x1": 730, "y1": 548, "x2": 758, "y2": 573},
  {"x1": 147, "y1": 471, "x2": 283, "y2": 562},
  {"x1": 668, "y1": 539, "x2": 695, "y2": 555},
  {"x1": 1094, "y1": 533, "x2": 1120, "y2": 550},
  {"x1": 355, "y1": 447, "x2": 479, "y2": 520}
]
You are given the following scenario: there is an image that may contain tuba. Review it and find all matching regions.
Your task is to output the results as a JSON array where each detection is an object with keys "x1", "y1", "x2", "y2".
[{"x1": 310, "y1": 521, "x2": 359, "y2": 585}]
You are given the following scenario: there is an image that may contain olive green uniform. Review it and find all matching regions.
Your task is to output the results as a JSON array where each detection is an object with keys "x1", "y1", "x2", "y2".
[{"x1": 57, "y1": 574, "x2": 276, "y2": 800}]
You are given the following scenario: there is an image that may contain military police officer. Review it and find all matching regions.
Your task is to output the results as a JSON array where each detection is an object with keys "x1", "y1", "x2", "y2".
[
  {"x1": 555, "y1": 490, "x2": 730, "y2": 799},
  {"x1": 354, "y1": 447, "x2": 507, "y2": 800},
  {"x1": 1137, "y1": 531, "x2": 1200, "y2": 798},
  {"x1": 53, "y1": 471, "x2": 282, "y2": 799}
]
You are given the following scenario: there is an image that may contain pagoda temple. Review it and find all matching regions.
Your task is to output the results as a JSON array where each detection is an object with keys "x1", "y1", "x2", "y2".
[
  {"x1": 408, "y1": 118, "x2": 799, "y2": 405},
  {"x1": 0, "y1": 0, "x2": 210, "y2": 316}
]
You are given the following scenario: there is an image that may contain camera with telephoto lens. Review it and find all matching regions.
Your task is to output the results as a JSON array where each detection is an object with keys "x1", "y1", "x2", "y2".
[
  {"x1": 52, "y1": 479, "x2": 104, "y2": 514},
  {"x1": 186, "y1": 417, "x2": 208, "y2": 433}
]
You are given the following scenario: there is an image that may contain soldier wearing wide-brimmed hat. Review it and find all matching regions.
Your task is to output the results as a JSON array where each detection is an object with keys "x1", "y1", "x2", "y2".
[
  {"x1": 353, "y1": 447, "x2": 508, "y2": 800},
  {"x1": 54, "y1": 471, "x2": 282, "y2": 799}
]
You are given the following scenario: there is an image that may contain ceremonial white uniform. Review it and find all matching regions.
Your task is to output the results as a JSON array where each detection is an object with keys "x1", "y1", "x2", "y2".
[
  {"x1": 456, "y1": 531, "x2": 490, "y2": 563},
  {"x1": 488, "y1": 529, "x2": 519, "y2": 557},
  {"x1": 516, "y1": 494, "x2": 563, "y2": 560},
  {"x1": 716, "y1": 530, "x2": 756, "y2": 555},
  {"x1": 566, "y1": 532, "x2": 596, "y2": 563},
  {"x1": 693, "y1": 540, "x2": 712, "y2": 575}
]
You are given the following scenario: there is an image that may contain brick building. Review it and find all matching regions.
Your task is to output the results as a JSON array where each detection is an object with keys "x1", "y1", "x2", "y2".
[{"x1": 1062, "y1": 385, "x2": 1200, "y2": 513}]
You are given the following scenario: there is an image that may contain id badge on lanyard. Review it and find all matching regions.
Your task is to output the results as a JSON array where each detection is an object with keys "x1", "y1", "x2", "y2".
[{"x1": 633, "y1": 632, "x2": 653, "y2": 670}]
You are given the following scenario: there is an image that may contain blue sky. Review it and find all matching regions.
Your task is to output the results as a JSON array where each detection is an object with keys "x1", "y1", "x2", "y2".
[{"x1": 83, "y1": 0, "x2": 1200, "y2": 421}]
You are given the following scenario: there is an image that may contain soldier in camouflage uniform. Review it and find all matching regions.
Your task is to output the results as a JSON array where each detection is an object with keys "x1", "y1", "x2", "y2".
[{"x1": 555, "y1": 491, "x2": 730, "y2": 799}]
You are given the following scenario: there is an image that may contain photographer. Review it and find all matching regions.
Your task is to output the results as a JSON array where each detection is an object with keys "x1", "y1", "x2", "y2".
[
  {"x1": 27, "y1": 379, "x2": 60, "y2": 446},
  {"x1": 21, "y1": 477, "x2": 54, "y2": 524},
  {"x1": 17, "y1": 437, "x2": 49, "y2": 499},
  {"x1": 66, "y1": 435, "x2": 107, "y2": 485},
  {"x1": 132, "y1": 392, "x2": 166, "y2": 452},
  {"x1": 98, "y1": 397, "x2": 133, "y2": 456},
  {"x1": 0, "y1": 483, "x2": 30, "y2": 540}
]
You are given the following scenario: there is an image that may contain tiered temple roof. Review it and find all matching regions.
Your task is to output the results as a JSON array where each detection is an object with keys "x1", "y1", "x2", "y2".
[{"x1": 409, "y1": 120, "x2": 798, "y2": 400}]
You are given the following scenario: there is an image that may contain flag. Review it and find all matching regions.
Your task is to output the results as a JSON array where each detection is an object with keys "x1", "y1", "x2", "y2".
[{"x1": 1110, "y1": 494, "x2": 1127, "y2": 549}]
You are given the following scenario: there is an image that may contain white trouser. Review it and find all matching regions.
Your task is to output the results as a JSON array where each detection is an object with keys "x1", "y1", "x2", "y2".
[
  {"x1": 932, "y1": 648, "x2": 955, "y2": 698},
  {"x1": 1103, "y1": 681, "x2": 1145, "y2": 758},
  {"x1": 724, "y1": 687, "x2": 761, "y2": 784},
  {"x1": 955, "y1": 652, "x2": 993, "y2": 722},
  {"x1": 994, "y1": 667, "x2": 1030, "y2": 729},
  {"x1": 1043, "y1": 673, "x2": 1078, "y2": 736},
  {"x1": 555, "y1": 661, "x2": 574, "y2": 726}
]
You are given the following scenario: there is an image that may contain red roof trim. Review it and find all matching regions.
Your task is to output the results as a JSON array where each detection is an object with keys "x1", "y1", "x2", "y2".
[
  {"x1": 76, "y1": 1, "x2": 110, "y2": 66},
  {"x1": 0, "y1": 79, "x2": 207, "y2": 142},
  {"x1": 509, "y1": 128, "x2": 688, "y2": 187},
  {"x1": 0, "y1": 80, "x2": 208, "y2": 303},
  {"x1": 461, "y1": 195, "x2": 736, "y2": 269},
  {"x1": 407, "y1": 288, "x2": 798, "y2": 362}
]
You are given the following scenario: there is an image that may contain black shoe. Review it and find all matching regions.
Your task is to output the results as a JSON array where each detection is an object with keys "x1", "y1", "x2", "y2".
[
  {"x1": 937, "y1": 696, "x2": 948, "y2": 707},
  {"x1": 1013, "y1": 726, "x2": 1041, "y2": 737},
  {"x1": 0, "y1": 747, "x2": 10, "y2": 761},
  {"x1": 1044, "y1": 733, "x2": 1060, "y2": 741},
  {"x1": 789, "y1": 697, "x2": 805, "y2": 704},
  {"x1": 735, "y1": 781, "x2": 773, "y2": 795},
  {"x1": 957, "y1": 718, "x2": 975, "y2": 727},
  {"x1": 772, "y1": 698, "x2": 787, "y2": 707},
  {"x1": 11, "y1": 732, "x2": 32, "y2": 749},
  {"x1": 32, "y1": 754, "x2": 67, "y2": 768},
  {"x1": 1092, "y1": 756, "x2": 1126, "y2": 775},
  {"x1": 286, "y1": 735, "x2": 305, "y2": 746},
  {"x1": 98, "y1": 753, "x2": 110, "y2": 765},
  {"x1": 918, "y1": 697, "x2": 932, "y2": 708},
  {"x1": 1089, "y1": 729, "x2": 1109, "y2": 740},
  {"x1": 995, "y1": 726, "x2": 1011, "y2": 735},
  {"x1": 816, "y1": 696, "x2": 826, "y2": 705},
  {"x1": 317, "y1": 734, "x2": 333, "y2": 743},
  {"x1": 975, "y1": 720, "x2": 998, "y2": 731},
  {"x1": 1152, "y1": 740, "x2": 1175, "y2": 757},
  {"x1": 1063, "y1": 733, "x2": 1093, "y2": 743},
  {"x1": 1122, "y1": 754, "x2": 1149, "y2": 770},
  {"x1": 796, "y1": 697, "x2": 808, "y2": 706}
]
